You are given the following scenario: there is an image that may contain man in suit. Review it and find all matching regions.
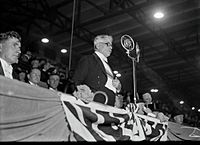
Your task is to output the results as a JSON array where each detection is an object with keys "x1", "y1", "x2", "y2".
[
  {"x1": 0, "y1": 31, "x2": 21, "y2": 79},
  {"x1": 72, "y1": 34, "x2": 122, "y2": 106},
  {"x1": 47, "y1": 72, "x2": 60, "y2": 91},
  {"x1": 27, "y1": 68, "x2": 41, "y2": 86}
]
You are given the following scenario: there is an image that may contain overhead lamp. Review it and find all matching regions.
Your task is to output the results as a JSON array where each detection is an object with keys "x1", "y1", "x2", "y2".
[
  {"x1": 113, "y1": 71, "x2": 118, "y2": 74},
  {"x1": 116, "y1": 73, "x2": 121, "y2": 78},
  {"x1": 150, "y1": 89, "x2": 158, "y2": 93},
  {"x1": 41, "y1": 38, "x2": 49, "y2": 43},
  {"x1": 179, "y1": 100, "x2": 184, "y2": 105},
  {"x1": 192, "y1": 107, "x2": 195, "y2": 110},
  {"x1": 61, "y1": 49, "x2": 67, "y2": 53},
  {"x1": 154, "y1": 12, "x2": 164, "y2": 19}
]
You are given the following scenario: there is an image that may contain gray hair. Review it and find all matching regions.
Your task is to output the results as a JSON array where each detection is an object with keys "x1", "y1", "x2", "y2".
[
  {"x1": 0, "y1": 31, "x2": 21, "y2": 43},
  {"x1": 94, "y1": 35, "x2": 113, "y2": 49}
]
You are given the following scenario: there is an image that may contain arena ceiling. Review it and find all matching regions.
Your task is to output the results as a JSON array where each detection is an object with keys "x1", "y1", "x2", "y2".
[{"x1": 0, "y1": 0, "x2": 200, "y2": 112}]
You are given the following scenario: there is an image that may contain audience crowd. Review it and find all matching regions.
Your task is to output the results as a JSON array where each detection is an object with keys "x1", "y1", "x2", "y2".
[
  {"x1": 12, "y1": 50, "x2": 75, "y2": 94},
  {"x1": 122, "y1": 91, "x2": 200, "y2": 127},
  {"x1": 1, "y1": 31, "x2": 199, "y2": 128}
]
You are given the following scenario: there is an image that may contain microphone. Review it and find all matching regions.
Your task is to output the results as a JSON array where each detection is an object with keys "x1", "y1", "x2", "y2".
[
  {"x1": 121, "y1": 34, "x2": 140, "y2": 62},
  {"x1": 121, "y1": 34, "x2": 135, "y2": 51}
]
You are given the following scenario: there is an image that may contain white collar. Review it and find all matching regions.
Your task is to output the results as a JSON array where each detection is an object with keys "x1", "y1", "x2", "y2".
[
  {"x1": 29, "y1": 81, "x2": 38, "y2": 86},
  {"x1": 0, "y1": 57, "x2": 13, "y2": 68},
  {"x1": 49, "y1": 87, "x2": 57, "y2": 91},
  {"x1": 0, "y1": 57, "x2": 13, "y2": 79},
  {"x1": 95, "y1": 51, "x2": 108, "y2": 62}
]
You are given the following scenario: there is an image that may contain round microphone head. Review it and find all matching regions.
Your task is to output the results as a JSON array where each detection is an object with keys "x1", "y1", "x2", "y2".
[{"x1": 121, "y1": 34, "x2": 135, "y2": 51}]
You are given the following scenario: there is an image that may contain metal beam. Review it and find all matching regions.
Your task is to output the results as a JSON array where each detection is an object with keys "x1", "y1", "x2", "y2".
[{"x1": 112, "y1": 0, "x2": 197, "y2": 110}]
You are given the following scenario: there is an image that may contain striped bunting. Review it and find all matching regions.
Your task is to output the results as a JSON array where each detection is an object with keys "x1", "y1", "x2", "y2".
[{"x1": 59, "y1": 93, "x2": 168, "y2": 141}]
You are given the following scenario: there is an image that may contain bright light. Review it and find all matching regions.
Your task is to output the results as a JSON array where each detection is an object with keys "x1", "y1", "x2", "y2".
[
  {"x1": 192, "y1": 107, "x2": 195, "y2": 110},
  {"x1": 198, "y1": 109, "x2": 200, "y2": 112},
  {"x1": 154, "y1": 12, "x2": 164, "y2": 19},
  {"x1": 150, "y1": 89, "x2": 158, "y2": 93},
  {"x1": 61, "y1": 49, "x2": 67, "y2": 53},
  {"x1": 113, "y1": 71, "x2": 118, "y2": 74},
  {"x1": 41, "y1": 38, "x2": 49, "y2": 43},
  {"x1": 179, "y1": 100, "x2": 184, "y2": 104},
  {"x1": 116, "y1": 73, "x2": 121, "y2": 77}
]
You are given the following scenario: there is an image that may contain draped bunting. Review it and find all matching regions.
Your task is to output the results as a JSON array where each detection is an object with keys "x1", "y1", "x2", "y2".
[
  {"x1": 167, "y1": 121, "x2": 200, "y2": 141},
  {"x1": 1, "y1": 76, "x2": 199, "y2": 141},
  {"x1": 0, "y1": 76, "x2": 74, "y2": 141},
  {"x1": 60, "y1": 93, "x2": 168, "y2": 141}
]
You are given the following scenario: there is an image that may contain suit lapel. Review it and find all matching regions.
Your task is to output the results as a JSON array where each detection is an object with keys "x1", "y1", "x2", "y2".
[
  {"x1": 0, "y1": 61, "x2": 5, "y2": 76},
  {"x1": 92, "y1": 53, "x2": 107, "y2": 76},
  {"x1": 0, "y1": 61, "x2": 16, "y2": 79}
]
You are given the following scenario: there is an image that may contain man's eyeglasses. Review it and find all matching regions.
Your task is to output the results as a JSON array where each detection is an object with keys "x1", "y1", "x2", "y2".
[{"x1": 102, "y1": 42, "x2": 112, "y2": 47}]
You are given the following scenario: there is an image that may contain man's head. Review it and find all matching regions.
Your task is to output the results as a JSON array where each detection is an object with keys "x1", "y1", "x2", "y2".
[
  {"x1": 39, "y1": 58, "x2": 47, "y2": 68},
  {"x1": 27, "y1": 68, "x2": 41, "y2": 85},
  {"x1": 43, "y1": 61, "x2": 51, "y2": 71},
  {"x1": 30, "y1": 58, "x2": 40, "y2": 68},
  {"x1": 174, "y1": 114, "x2": 184, "y2": 124},
  {"x1": 19, "y1": 71, "x2": 26, "y2": 82},
  {"x1": 47, "y1": 73, "x2": 60, "y2": 89},
  {"x1": 0, "y1": 31, "x2": 21, "y2": 64},
  {"x1": 94, "y1": 35, "x2": 113, "y2": 58},
  {"x1": 172, "y1": 109, "x2": 184, "y2": 124},
  {"x1": 142, "y1": 93, "x2": 152, "y2": 104}
]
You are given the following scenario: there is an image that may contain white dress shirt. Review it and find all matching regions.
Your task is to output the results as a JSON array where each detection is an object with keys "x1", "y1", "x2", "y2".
[
  {"x1": 95, "y1": 51, "x2": 113, "y2": 77},
  {"x1": 95, "y1": 51, "x2": 116, "y2": 93},
  {"x1": 0, "y1": 58, "x2": 13, "y2": 79}
]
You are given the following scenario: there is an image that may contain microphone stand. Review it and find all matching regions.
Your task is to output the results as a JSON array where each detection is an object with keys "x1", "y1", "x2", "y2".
[
  {"x1": 126, "y1": 51, "x2": 138, "y2": 105},
  {"x1": 121, "y1": 35, "x2": 140, "y2": 109}
]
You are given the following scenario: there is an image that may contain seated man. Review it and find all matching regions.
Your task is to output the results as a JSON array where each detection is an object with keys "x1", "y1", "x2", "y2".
[
  {"x1": 174, "y1": 114, "x2": 184, "y2": 125},
  {"x1": 171, "y1": 109, "x2": 185, "y2": 125},
  {"x1": 30, "y1": 58, "x2": 40, "y2": 69},
  {"x1": 18, "y1": 70, "x2": 27, "y2": 82},
  {"x1": 137, "y1": 92, "x2": 169, "y2": 122},
  {"x1": 47, "y1": 72, "x2": 60, "y2": 91},
  {"x1": 27, "y1": 68, "x2": 41, "y2": 86}
]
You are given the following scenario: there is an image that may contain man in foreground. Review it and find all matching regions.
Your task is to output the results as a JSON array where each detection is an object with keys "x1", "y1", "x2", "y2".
[{"x1": 0, "y1": 31, "x2": 21, "y2": 79}]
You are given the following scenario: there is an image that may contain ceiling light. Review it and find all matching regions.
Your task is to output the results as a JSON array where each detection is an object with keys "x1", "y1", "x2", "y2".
[
  {"x1": 41, "y1": 38, "x2": 49, "y2": 43},
  {"x1": 179, "y1": 100, "x2": 184, "y2": 104},
  {"x1": 113, "y1": 71, "x2": 118, "y2": 74},
  {"x1": 192, "y1": 107, "x2": 195, "y2": 110},
  {"x1": 61, "y1": 49, "x2": 67, "y2": 53},
  {"x1": 150, "y1": 89, "x2": 158, "y2": 93},
  {"x1": 154, "y1": 12, "x2": 164, "y2": 19},
  {"x1": 116, "y1": 73, "x2": 121, "y2": 77},
  {"x1": 198, "y1": 109, "x2": 200, "y2": 112}
]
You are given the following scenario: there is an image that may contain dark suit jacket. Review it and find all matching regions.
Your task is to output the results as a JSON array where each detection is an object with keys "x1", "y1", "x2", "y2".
[{"x1": 72, "y1": 53, "x2": 116, "y2": 106}]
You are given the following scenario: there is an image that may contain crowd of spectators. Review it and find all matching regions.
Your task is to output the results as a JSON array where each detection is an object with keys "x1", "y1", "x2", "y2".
[
  {"x1": 1, "y1": 31, "x2": 199, "y2": 128},
  {"x1": 122, "y1": 91, "x2": 200, "y2": 128},
  {"x1": 11, "y1": 50, "x2": 200, "y2": 128},
  {"x1": 12, "y1": 50, "x2": 75, "y2": 94}
]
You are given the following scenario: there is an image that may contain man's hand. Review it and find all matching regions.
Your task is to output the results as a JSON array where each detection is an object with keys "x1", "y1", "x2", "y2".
[
  {"x1": 114, "y1": 94, "x2": 123, "y2": 108},
  {"x1": 155, "y1": 112, "x2": 169, "y2": 122},
  {"x1": 112, "y1": 78, "x2": 121, "y2": 92}
]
